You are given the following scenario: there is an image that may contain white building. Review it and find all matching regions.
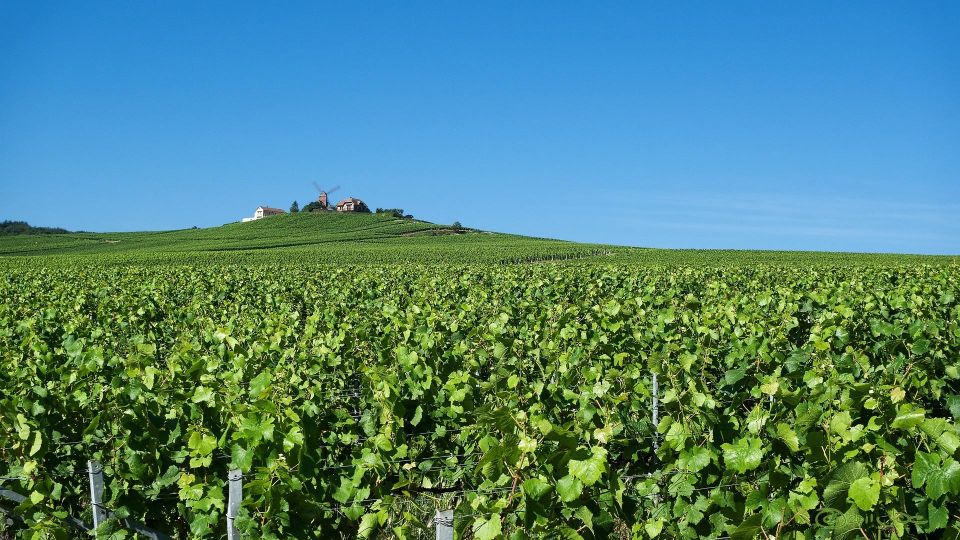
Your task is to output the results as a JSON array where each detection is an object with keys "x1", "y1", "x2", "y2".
[{"x1": 241, "y1": 206, "x2": 285, "y2": 222}]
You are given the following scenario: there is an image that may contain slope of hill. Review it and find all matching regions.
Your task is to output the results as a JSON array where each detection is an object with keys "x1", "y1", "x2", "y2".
[{"x1": 0, "y1": 212, "x2": 613, "y2": 264}]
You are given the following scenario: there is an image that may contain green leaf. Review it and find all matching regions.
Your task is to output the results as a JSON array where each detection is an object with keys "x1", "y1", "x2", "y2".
[
  {"x1": 928, "y1": 503, "x2": 949, "y2": 531},
  {"x1": 724, "y1": 365, "x2": 747, "y2": 385},
  {"x1": 410, "y1": 405, "x2": 423, "y2": 427},
  {"x1": 574, "y1": 506, "x2": 593, "y2": 532},
  {"x1": 832, "y1": 505, "x2": 864, "y2": 537},
  {"x1": 358, "y1": 511, "x2": 380, "y2": 538},
  {"x1": 911, "y1": 338, "x2": 931, "y2": 355},
  {"x1": 920, "y1": 418, "x2": 960, "y2": 455},
  {"x1": 775, "y1": 423, "x2": 800, "y2": 452},
  {"x1": 891, "y1": 404, "x2": 925, "y2": 429},
  {"x1": 230, "y1": 444, "x2": 253, "y2": 471},
  {"x1": 830, "y1": 411, "x2": 852, "y2": 437},
  {"x1": 191, "y1": 386, "x2": 214, "y2": 404},
  {"x1": 928, "y1": 458, "x2": 960, "y2": 500},
  {"x1": 644, "y1": 518, "x2": 664, "y2": 538},
  {"x1": 143, "y1": 366, "x2": 157, "y2": 390},
  {"x1": 473, "y1": 515, "x2": 502, "y2": 540},
  {"x1": 556, "y1": 474, "x2": 583, "y2": 502},
  {"x1": 912, "y1": 452, "x2": 938, "y2": 489},
  {"x1": 664, "y1": 422, "x2": 688, "y2": 450},
  {"x1": 912, "y1": 452, "x2": 960, "y2": 500},
  {"x1": 568, "y1": 448, "x2": 606, "y2": 486},
  {"x1": 721, "y1": 436, "x2": 764, "y2": 474},
  {"x1": 823, "y1": 461, "x2": 868, "y2": 509},
  {"x1": 731, "y1": 513, "x2": 762, "y2": 540},
  {"x1": 29, "y1": 432, "x2": 42, "y2": 456},
  {"x1": 29, "y1": 491, "x2": 44, "y2": 505},
  {"x1": 188, "y1": 431, "x2": 217, "y2": 456},
  {"x1": 847, "y1": 477, "x2": 880, "y2": 511},
  {"x1": 283, "y1": 425, "x2": 304, "y2": 452},
  {"x1": 678, "y1": 446, "x2": 712, "y2": 472},
  {"x1": 946, "y1": 395, "x2": 960, "y2": 419},
  {"x1": 522, "y1": 477, "x2": 552, "y2": 500},
  {"x1": 248, "y1": 371, "x2": 272, "y2": 398},
  {"x1": 333, "y1": 477, "x2": 355, "y2": 504}
]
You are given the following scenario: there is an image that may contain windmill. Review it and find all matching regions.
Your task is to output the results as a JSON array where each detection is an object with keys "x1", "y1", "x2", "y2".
[{"x1": 311, "y1": 182, "x2": 340, "y2": 210}]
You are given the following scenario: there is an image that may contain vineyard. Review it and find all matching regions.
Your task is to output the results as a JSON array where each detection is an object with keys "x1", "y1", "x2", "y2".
[
  {"x1": 0, "y1": 213, "x2": 614, "y2": 266},
  {"x1": 1, "y1": 255, "x2": 958, "y2": 539}
]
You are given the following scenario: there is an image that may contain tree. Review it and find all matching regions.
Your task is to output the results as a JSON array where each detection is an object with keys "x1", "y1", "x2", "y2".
[
  {"x1": 290, "y1": 201, "x2": 299, "y2": 213},
  {"x1": 452, "y1": 221, "x2": 462, "y2": 230},
  {"x1": 375, "y1": 208, "x2": 407, "y2": 218},
  {"x1": 0, "y1": 220, "x2": 69, "y2": 235},
  {"x1": 302, "y1": 201, "x2": 323, "y2": 212}
]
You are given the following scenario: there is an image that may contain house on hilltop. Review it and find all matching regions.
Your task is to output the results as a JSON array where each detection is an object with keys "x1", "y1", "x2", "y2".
[
  {"x1": 241, "y1": 206, "x2": 286, "y2": 222},
  {"x1": 335, "y1": 197, "x2": 370, "y2": 213},
  {"x1": 255, "y1": 206, "x2": 285, "y2": 219}
]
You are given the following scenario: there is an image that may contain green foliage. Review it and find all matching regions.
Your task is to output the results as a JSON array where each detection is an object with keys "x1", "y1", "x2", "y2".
[
  {"x1": 301, "y1": 200, "x2": 324, "y2": 212},
  {"x1": 0, "y1": 220, "x2": 69, "y2": 235},
  {"x1": 721, "y1": 436, "x2": 764, "y2": 474},
  {"x1": 0, "y1": 258, "x2": 958, "y2": 538},
  {"x1": 375, "y1": 208, "x2": 406, "y2": 218}
]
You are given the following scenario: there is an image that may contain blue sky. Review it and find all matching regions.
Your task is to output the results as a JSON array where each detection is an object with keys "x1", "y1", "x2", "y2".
[{"x1": 1, "y1": 2, "x2": 958, "y2": 253}]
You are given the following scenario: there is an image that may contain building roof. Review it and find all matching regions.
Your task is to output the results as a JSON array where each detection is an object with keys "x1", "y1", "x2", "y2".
[
  {"x1": 258, "y1": 206, "x2": 285, "y2": 213},
  {"x1": 336, "y1": 197, "x2": 364, "y2": 206}
]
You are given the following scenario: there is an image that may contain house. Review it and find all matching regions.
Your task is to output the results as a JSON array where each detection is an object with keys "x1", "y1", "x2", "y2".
[
  {"x1": 335, "y1": 197, "x2": 369, "y2": 213},
  {"x1": 255, "y1": 206, "x2": 285, "y2": 219},
  {"x1": 242, "y1": 206, "x2": 285, "y2": 222}
]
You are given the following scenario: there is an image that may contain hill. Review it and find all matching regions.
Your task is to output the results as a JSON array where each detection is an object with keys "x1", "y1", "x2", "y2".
[{"x1": 0, "y1": 212, "x2": 612, "y2": 264}]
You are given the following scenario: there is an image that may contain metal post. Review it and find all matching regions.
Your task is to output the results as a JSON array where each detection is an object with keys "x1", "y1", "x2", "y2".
[
  {"x1": 651, "y1": 373, "x2": 660, "y2": 452},
  {"x1": 227, "y1": 469, "x2": 242, "y2": 540},
  {"x1": 435, "y1": 509, "x2": 453, "y2": 540},
  {"x1": 87, "y1": 460, "x2": 107, "y2": 533}
]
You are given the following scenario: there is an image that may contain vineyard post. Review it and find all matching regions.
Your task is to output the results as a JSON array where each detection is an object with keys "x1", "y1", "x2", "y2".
[
  {"x1": 227, "y1": 469, "x2": 242, "y2": 540},
  {"x1": 434, "y1": 509, "x2": 453, "y2": 540},
  {"x1": 651, "y1": 373, "x2": 659, "y2": 453},
  {"x1": 87, "y1": 460, "x2": 107, "y2": 533}
]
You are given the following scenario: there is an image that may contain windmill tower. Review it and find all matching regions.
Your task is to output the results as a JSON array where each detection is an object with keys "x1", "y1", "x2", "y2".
[{"x1": 312, "y1": 182, "x2": 340, "y2": 211}]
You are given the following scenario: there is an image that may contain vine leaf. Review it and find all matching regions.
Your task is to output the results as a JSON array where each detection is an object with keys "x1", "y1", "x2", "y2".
[
  {"x1": 721, "y1": 436, "x2": 764, "y2": 474},
  {"x1": 473, "y1": 514, "x2": 502, "y2": 540},
  {"x1": 848, "y1": 476, "x2": 880, "y2": 511},
  {"x1": 912, "y1": 452, "x2": 960, "y2": 500},
  {"x1": 568, "y1": 448, "x2": 606, "y2": 486},
  {"x1": 556, "y1": 475, "x2": 584, "y2": 502},
  {"x1": 891, "y1": 404, "x2": 925, "y2": 429},
  {"x1": 775, "y1": 423, "x2": 800, "y2": 452},
  {"x1": 644, "y1": 518, "x2": 664, "y2": 538}
]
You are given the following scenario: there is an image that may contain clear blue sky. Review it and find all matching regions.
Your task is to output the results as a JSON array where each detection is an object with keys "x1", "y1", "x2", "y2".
[{"x1": 2, "y1": 2, "x2": 958, "y2": 253}]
